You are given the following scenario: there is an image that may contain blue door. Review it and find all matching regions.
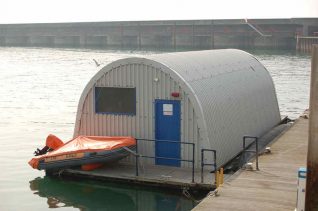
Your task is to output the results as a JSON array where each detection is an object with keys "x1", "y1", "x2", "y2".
[{"x1": 155, "y1": 100, "x2": 181, "y2": 167}]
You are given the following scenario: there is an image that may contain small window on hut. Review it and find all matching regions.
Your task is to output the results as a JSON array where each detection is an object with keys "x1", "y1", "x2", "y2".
[{"x1": 95, "y1": 87, "x2": 136, "y2": 115}]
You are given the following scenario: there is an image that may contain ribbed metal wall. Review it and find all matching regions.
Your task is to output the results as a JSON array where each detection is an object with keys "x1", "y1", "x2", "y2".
[
  {"x1": 74, "y1": 49, "x2": 281, "y2": 169},
  {"x1": 77, "y1": 62, "x2": 199, "y2": 167},
  {"x1": 148, "y1": 49, "x2": 281, "y2": 167}
]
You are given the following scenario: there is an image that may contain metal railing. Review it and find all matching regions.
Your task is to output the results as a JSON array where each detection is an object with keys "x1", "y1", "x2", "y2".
[
  {"x1": 200, "y1": 149, "x2": 217, "y2": 183},
  {"x1": 135, "y1": 139, "x2": 196, "y2": 183},
  {"x1": 242, "y1": 135, "x2": 259, "y2": 170}
]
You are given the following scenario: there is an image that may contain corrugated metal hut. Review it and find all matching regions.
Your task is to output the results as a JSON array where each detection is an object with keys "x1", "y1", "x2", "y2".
[{"x1": 73, "y1": 49, "x2": 281, "y2": 169}]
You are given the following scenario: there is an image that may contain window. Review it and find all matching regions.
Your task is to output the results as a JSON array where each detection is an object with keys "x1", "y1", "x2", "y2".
[{"x1": 95, "y1": 87, "x2": 136, "y2": 115}]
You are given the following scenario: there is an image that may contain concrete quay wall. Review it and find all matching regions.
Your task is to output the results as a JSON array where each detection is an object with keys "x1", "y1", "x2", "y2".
[{"x1": 0, "y1": 18, "x2": 317, "y2": 49}]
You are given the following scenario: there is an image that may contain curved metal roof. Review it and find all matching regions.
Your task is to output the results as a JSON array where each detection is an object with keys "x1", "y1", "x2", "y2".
[{"x1": 148, "y1": 49, "x2": 260, "y2": 82}]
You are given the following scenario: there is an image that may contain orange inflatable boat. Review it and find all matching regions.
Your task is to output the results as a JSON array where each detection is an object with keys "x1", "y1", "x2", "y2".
[{"x1": 29, "y1": 135, "x2": 136, "y2": 171}]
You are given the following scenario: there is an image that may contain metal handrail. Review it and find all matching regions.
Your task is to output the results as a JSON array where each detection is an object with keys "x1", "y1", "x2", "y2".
[
  {"x1": 242, "y1": 135, "x2": 259, "y2": 170},
  {"x1": 200, "y1": 149, "x2": 217, "y2": 183},
  {"x1": 135, "y1": 138, "x2": 196, "y2": 183}
]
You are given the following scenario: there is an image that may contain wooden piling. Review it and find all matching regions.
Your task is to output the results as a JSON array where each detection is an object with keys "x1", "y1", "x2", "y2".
[
  {"x1": 215, "y1": 170, "x2": 220, "y2": 188},
  {"x1": 296, "y1": 35, "x2": 299, "y2": 51},
  {"x1": 220, "y1": 168, "x2": 224, "y2": 185},
  {"x1": 305, "y1": 44, "x2": 318, "y2": 211},
  {"x1": 297, "y1": 37, "x2": 318, "y2": 53}
]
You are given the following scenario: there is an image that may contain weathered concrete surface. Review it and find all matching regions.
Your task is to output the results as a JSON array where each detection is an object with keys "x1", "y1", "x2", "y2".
[
  {"x1": 0, "y1": 18, "x2": 317, "y2": 49},
  {"x1": 193, "y1": 118, "x2": 308, "y2": 211}
]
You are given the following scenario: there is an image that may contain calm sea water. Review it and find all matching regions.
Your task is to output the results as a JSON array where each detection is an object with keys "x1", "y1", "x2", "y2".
[{"x1": 0, "y1": 47, "x2": 311, "y2": 211}]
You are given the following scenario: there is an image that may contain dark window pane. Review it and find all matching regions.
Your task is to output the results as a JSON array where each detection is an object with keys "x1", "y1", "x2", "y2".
[{"x1": 95, "y1": 87, "x2": 136, "y2": 115}]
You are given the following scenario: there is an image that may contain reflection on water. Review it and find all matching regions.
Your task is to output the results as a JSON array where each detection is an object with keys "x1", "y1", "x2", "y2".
[{"x1": 29, "y1": 177, "x2": 195, "y2": 211}]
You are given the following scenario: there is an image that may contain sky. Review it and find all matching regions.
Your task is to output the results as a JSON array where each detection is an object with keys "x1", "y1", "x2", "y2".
[{"x1": 1, "y1": 0, "x2": 318, "y2": 24}]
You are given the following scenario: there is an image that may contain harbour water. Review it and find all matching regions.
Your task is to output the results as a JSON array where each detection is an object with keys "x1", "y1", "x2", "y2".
[{"x1": 0, "y1": 47, "x2": 311, "y2": 211}]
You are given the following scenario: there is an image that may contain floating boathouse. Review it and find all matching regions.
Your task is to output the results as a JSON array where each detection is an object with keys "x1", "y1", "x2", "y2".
[{"x1": 73, "y1": 49, "x2": 281, "y2": 171}]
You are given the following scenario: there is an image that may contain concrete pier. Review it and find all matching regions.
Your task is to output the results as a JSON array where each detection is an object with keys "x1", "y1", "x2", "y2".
[
  {"x1": 193, "y1": 117, "x2": 308, "y2": 211},
  {"x1": 0, "y1": 18, "x2": 317, "y2": 50}
]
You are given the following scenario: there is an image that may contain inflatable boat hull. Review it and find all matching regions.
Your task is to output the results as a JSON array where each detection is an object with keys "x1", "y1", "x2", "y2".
[
  {"x1": 29, "y1": 136, "x2": 136, "y2": 171},
  {"x1": 38, "y1": 145, "x2": 135, "y2": 170}
]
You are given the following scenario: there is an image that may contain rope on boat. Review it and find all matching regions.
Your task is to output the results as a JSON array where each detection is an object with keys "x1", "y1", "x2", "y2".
[
  {"x1": 57, "y1": 169, "x2": 65, "y2": 177},
  {"x1": 182, "y1": 187, "x2": 219, "y2": 203},
  {"x1": 122, "y1": 146, "x2": 138, "y2": 156},
  {"x1": 139, "y1": 155, "x2": 145, "y2": 174},
  {"x1": 182, "y1": 188, "x2": 201, "y2": 203},
  {"x1": 182, "y1": 188, "x2": 192, "y2": 199}
]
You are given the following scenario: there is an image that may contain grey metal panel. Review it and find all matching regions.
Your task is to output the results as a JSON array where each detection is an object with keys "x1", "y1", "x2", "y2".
[
  {"x1": 74, "y1": 49, "x2": 280, "y2": 169},
  {"x1": 147, "y1": 49, "x2": 280, "y2": 167}
]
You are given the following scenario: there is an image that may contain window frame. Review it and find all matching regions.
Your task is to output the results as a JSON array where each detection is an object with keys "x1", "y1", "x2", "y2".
[{"x1": 94, "y1": 86, "x2": 136, "y2": 116}]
